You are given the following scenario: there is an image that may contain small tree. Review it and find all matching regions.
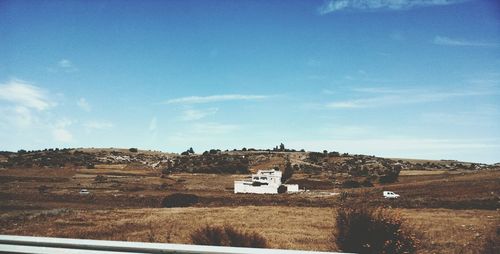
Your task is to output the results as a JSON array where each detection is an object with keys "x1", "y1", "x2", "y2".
[
  {"x1": 282, "y1": 160, "x2": 294, "y2": 183},
  {"x1": 279, "y1": 143, "x2": 285, "y2": 151},
  {"x1": 188, "y1": 147, "x2": 195, "y2": 154},
  {"x1": 129, "y1": 148, "x2": 138, "y2": 152}
]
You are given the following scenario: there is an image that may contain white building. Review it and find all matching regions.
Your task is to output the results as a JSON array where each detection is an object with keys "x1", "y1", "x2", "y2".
[{"x1": 234, "y1": 169, "x2": 299, "y2": 194}]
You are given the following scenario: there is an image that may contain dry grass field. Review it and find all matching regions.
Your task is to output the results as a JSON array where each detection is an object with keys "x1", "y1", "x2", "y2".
[{"x1": 1, "y1": 206, "x2": 497, "y2": 253}]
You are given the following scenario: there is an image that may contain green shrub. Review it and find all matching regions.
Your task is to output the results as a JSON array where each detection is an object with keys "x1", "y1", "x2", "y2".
[
  {"x1": 129, "y1": 148, "x2": 138, "y2": 152},
  {"x1": 334, "y1": 205, "x2": 418, "y2": 254},
  {"x1": 161, "y1": 193, "x2": 199, "y2": 208},
  {"x1": 191, "y1": 225, "x2": 267, "y2": 248},
  {"x1": 277, "y1": 185, "x2": 287, "y2": 194}
]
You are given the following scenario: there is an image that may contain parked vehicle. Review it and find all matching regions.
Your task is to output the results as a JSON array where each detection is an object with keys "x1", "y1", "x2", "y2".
[
  {"x1": 383, "y1": 191, "x2": 400, "y2": 199},
  {"x1": 79, "y1": 189, "x2": 90, "y2": 195}
]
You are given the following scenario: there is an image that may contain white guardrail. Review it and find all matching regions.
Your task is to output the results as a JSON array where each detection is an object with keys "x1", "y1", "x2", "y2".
[{"x1": 0, "y1": 235, "x2": 347, "y2": 254}]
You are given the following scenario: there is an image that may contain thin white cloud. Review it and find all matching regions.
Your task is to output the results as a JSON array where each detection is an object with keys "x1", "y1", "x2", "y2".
[
  {"x1": 0, "y1": 106, "x2": 38, "y2": 128},
  {"x1": 181, "y1": 108, "x2": 218, "y2": 121},
  {"x1": 318, "y1": 0, "x2": 470, "y2": 15},
  {"x1": 77, "y1": 97, "x2": 91, "y2": 112},
  {"x1": 57, "y1": 59, "x2": 78, "y2": 72},
  {"x1": 191, "y1": 122, "x2": 239, "y2": 134},
  {"x1": 165, "y1": 94, "x2": 269, "y2": 104},
  {"x1": 84, "y1": 121, "x2": 114, "y2": 131},
  {"x1": 433, "y1": 36, "x2": 499, "y2": 47},
  {"x1": 52, "y1": 128, "x2": 73, "y2": 143},
  {"x1": 327, "y1": 87, "x2": 494, "y2": 109},
  {"x1": 149, "y1": 117, "x2": 157, "y2": 132},
  {"x1": 0, "y1": 79, "x2": 54, "y2": 111},
  {"x1": 52, "y1": 118, "x2": 74, "y2": 143}
]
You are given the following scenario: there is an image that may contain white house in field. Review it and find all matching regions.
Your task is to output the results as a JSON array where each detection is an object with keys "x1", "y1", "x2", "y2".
[{"x1": 234, "y1": 169, "x2": 299, "y2": 194}]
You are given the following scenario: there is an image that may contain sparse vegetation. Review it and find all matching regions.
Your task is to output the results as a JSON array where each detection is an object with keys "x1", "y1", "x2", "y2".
[
  {"x1": 282, "y1": 160, "x2": 294, "y2": 183},
  {"x1": 379, "y1": 170, "x2": 400, "y2": 184},
  {"x1": 333, "y1": 204, "x2": 419, "y2": 254},
  {"x1": 191, "y1": 225, "x2": 267, "y2": 248},
  {"x1": 0, "y1": 147, "x2": 498, "y2": 253},
  {"x1": 161, "y1": 193, "x2": 199, "y2": 208},
  {"x1": 341, "y1": 179, "x2": 361, "y2": 188},
  {"x1": 94, "y1": 175, "x2": 107, "y2": 183},
  {"x1": 481, "y1": 225, "x2": 500, "y2": 254}
]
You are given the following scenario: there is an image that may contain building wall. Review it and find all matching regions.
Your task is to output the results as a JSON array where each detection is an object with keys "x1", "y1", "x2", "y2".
[
  {"x1": 284, "y1": 184, "x2": 299, "y2": 192},
  {"x1": 234, "y1": 181, "x2": 279, "y2": 194}
]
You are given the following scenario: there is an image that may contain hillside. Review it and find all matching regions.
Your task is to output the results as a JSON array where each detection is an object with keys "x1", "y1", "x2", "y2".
[
  {"x1": 1, "y1": 147, "x2": 495, "y2": 173},
  {"x1": 1, "y1": 147, "x2": 499, "y2": 253}
]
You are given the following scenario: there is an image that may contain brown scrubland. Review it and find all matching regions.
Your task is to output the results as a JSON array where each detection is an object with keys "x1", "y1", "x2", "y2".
[{"x1": 0, "y1": 148, "x2": 499, "y2": 253}]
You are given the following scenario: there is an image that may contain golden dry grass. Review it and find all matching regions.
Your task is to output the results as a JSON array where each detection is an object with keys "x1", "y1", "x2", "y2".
[{"x1": 1, "y1": 206, "x2": 497, "y2": 253}]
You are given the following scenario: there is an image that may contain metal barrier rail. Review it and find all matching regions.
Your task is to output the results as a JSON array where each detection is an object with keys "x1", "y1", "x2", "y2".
[{"x1": 0, "y1": 235, "x2": 346, "y2": 254}]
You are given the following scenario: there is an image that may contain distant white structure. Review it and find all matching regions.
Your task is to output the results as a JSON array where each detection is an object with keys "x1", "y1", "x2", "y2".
[{"x1": 234, "y1": 169, "x2": 299, "y2": 194}]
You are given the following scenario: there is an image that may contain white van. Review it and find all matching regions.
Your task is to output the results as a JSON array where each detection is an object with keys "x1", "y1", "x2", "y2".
[
  {"x1": 79, "y1": 189, "x2": 90, "y2": 195},
  {"x1": 383, "y1": 191, "x2": 400, "y2": 199}
]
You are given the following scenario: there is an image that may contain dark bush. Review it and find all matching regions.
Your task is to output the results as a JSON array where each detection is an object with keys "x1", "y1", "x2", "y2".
[
  {"x1": 342, "y1": 180, "x2": 361, "y2": 188},
  {"x1": 361, "y1": 179, "x2": 374, "y2": 187},
  {"x1": 38, "y1": 185, "x2": 49, "y2": 194},
  {"x1": 277, "y1": 185, "x2": 287, "y2": 194},
  {"x1": 379, "y1": 171, "x2": 399, "y2": 184},
  {"x1": 308, "y1": 152, "x2": 326, "y2": 163},
  {"x1": 482, "y1": 226, "x2": 500, "y2": 254},
  {"x1": 338, "y1": 191, "x2": 349, "y2": 202},
  {"x1": 94, "y1": 175, "x2": 107, "y2": 183},
  {"x1": 334, "y1": 205, "x2": 418, "y2": 254},
  {"x1": 129, "y1": 148, "x2": 138, "y2": 152},
  {"x1": 191, "y1": 225, "x2": 267, "y2": 248},
  {"x1": 161, "y1": 193, "x2": 199, "y2": 208}
]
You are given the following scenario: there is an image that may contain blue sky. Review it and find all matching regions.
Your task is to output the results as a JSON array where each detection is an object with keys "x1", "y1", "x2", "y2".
[{"x1": 1, "y1": 0, "x2": 499, "y2": 163}]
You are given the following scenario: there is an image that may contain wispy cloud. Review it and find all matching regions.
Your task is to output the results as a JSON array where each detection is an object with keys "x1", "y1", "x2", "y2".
[
  {"x1": 58, "y1": 59, "x2": 78, "y2": 72},
  {"x1": 84, "y1": 121, "x2": 114, "y2": 131},
  {"x1": 149, "y1": 117, "x2": 157, "y2": 132},
  {"x1": 165, "y1": 94, "x2": 269, "y2": 104},
  {"x1": 48, "y1": 59, "x2": 78, "y2": 73},
  {"x1": 327, "y1": 87, "x2": 494, "y2": 109},
  {"x1": 0, "y1": 79, "x2": 54, "y2": 111},
  {"x1": 77, "y1": 97, "x2": 91, "y2": 112},
  {"x1": 52, "y1": 119, "x2": 74, "y2": 143},
  {"x1": 181, "y1": 108, "x2": 218, "y2": 121},
  {"x1": 318, "y1": 0, "x2": 470, "y2": 15},
  {"x1": 432, "y1": 36, "x2": 499, "y2": 47},
  {"x1": 191, "y1": 122, "x2": 239, "y2": 134},
  {"x1": 52, "y1": 128, "x2": 73, "y2": 142}
]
